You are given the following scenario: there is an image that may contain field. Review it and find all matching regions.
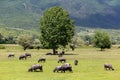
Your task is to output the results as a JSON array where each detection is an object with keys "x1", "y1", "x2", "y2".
[{"x1": 0, "y1": 44, "x2": 120, "y2": 80}]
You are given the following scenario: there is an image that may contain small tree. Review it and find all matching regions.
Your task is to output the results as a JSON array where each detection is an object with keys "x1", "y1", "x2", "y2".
[
  {"x1": 17, "y1": 34, "x2": 33, "y2": 50},
  {"x1": 83, "y1": 35, "x2": 93, "y2": 45},
  {"x1": 93, "y1": 31, "x2": 111, "y2": 51},
  {"x1": 70, "y1": 36, "x2": 85, "y2": 50},
  {"x1": 4, "y1": 36, "x2": 16, "y2": 44},
  {"x1": 40, "y1": 6, "x2": 75, "y2": 54},
  {"x1": 33, "y1": 39, "x2": 42, "y2": 50}
]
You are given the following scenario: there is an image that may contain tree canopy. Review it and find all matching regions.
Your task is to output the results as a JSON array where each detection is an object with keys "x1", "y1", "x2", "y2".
[
  {"x1": 0, "y1": 33, "x2": 4, "y2": 44},
  {"x1": 17, "y1": 34, "x2": 33, "y2": 50},
  {"x1": 93, "y1": 31, "x2": 111, "y2": 51},
  {"x1": 40, "y1": 6, "x2": 75, "y2": 54}
]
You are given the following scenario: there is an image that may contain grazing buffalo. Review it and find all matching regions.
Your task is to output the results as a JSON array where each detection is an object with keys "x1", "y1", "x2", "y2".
[
  {"x1": 53, "y1": 66, "x2": 63, "y2": 72},
  {"x1": 19, "y1": 55, "x2": 27, "y2": 60},
  {"x1": 46, "y1": 52, "x2": 52, "y2": 55},
  {"x1": 74, "y1": 60, "x2": 78, "y2": 66},
  {"x1": 38, "y1": 57, "x2": 46, "y2": 63},
  {"x1": 53, "y1": 63, "x2": 72, "y2": 73},
  {"x1": 58, "y1": 51, "x2": 64, "y2": 57},
  {"x1": 58, "y1": 54, "x2": 62, "y2": 57},
  {"x1": 61, "y1": 51, "x2": 65, "y2": 54},
  {"x1": 58, "y1": 58, "x2": 66, "y2": 63},
  {"x1": 61, "y1": 63, "x2": 73, "y2": 72},
  {"x1": 28, "y1": 64, "x2": 43, "y2": 72},
  {"x1": 25, "y1": 53, "x2": 31, "y2": 58},
  {"x1": 8, "y1": 53, "x2": 15, "y2": 58},
  {"x1": 104, "y1": 63, "x2": 114, "y2": 71}
]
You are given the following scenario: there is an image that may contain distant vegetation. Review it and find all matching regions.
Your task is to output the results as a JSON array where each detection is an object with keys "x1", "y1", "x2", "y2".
[
  {"x1": 75, "y1": 27, "x2": 120, "y2": 45},
  {"x1": 93, "y1": 31, "x2": 111, "y2": 51},
  {"x1": 1, "y1": 26, "x2": 120, "y2": 52},
  {"x1": 0, "y1": 27, "x2": 39, "y2": 44},
  {"x1": 0, "y1": 0, "x2": 120, "y2": 29},
  {"x1": 0, "y1": 0, "x2": 120, "y2": 49}
]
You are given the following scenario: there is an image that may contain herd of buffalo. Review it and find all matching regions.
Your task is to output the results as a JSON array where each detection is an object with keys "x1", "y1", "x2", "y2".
[{"x1": 7, "y1": 51, "x2": 115, "y2": 73}]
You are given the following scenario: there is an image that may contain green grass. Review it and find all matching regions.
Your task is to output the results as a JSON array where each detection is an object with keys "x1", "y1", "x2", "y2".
[{"x1": 0, "y1": 44, "x2": 120, "y2": 80}]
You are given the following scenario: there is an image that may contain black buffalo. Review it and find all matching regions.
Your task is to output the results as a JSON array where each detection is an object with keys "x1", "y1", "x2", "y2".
[
  {"x1": 61, "y1": 63, "x2": 73, "y2": 72},
  {"x1": 38, "y1": 57, "x2": 46, "y2": 63},
  {"x1": 46, "y1": 52, "x2": 52, "y2": 55},
  {"x1": 53, "y1": 63, "x2": 72, "y2": 73},
  {"x1": 19, "y1": 55, "x2": 27, "y2": 60},
  {"x1": 25, "y1": 53, "x2": 31, "y2": 58},
  {"x1": 58, "y1": 51, "x2": 65, "y2": 57},
  {"x1": 74, "y1": 60, "x2": 78, "y2": 66},
  {"x1": 28, "y1": 64, "x2": 43, "y2": 72},
  {"x1": 53, "y1": 66, "x2": 63, "y2": 72},
  {"x1": 8, "y1": 53, "x2": 15, "y2": 58},
  {"x1": 104, "y1": 63, "x2": 114, "y2": 71},
  {"x1": 58, "y1": 58, "x2": 66, "y2": 63}
]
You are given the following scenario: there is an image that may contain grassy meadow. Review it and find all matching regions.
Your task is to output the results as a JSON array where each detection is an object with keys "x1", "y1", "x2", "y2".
[{"x1": 0, "y1": 44, "x2": 120, "y2": 80}]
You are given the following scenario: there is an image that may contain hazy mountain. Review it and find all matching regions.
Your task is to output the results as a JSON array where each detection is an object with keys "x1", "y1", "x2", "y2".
[{"x1": 0, "y1": 0, "x2": 120, "y2": 29}]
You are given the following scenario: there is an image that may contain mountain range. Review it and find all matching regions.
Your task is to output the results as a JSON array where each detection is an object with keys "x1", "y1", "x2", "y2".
[{"x1": 0, "y1": 0, "x2": 120, "y2": 30}]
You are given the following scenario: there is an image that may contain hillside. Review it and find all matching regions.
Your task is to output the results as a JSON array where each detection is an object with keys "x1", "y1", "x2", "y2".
[{"x1": 0, "y1": 0, "x2": 120, "y2": 29}]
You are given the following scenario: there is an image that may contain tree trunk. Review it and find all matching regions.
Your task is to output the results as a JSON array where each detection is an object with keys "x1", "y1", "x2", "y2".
[
  {"x1": 24, "y1": 47, "x2": 27, "y2": 51},
  {"x1": 53, "y1": 48, "x2": 56, "y2": 55},
  {"x1": 101, "y1": 48, "x2": 104, "y2": 51},
  {"x1": 72, "y1": 47, "x2": 75, "y2": 51}
]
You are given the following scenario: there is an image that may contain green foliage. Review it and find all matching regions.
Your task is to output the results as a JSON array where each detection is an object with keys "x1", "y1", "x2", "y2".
[
  {"x1": 33, "y1": 39, "x2": 42, "y2": 50},
  {"x1": 0, "y1": 33, "x2": 16, "y2": 44},
  {"x1": 0, "y1": 0, "x2": 120, "y2": 29},
  {"x1": 76, "y1": 27, "x2": 120, "y2": 45},
  {"x1": 0, "y1": 26, "x2": 39, "y2": 38},
  {"x1": 71, "y1": 35, "x2": 85, "y2": 48},
  {"x1": 40, "y1": 6, "x2": 75, "y2": 54},
  {"x1": 0, "y1": 26, "x2": 39, "y2": 44},
  {"x1": 0, "y1": 33, "x2": 5, "y2": 44},
  {"x1": 17, "y1": 34, "x2": 34, "y2": 50},
  {"x1": 93, "y1": 31, "x2": 111, "y2": 51},
  {"x1": 83, "y1": 35, "x2": 93, "y2": 45},
  {"x1": 4, "y1": 36, "x2": 16, "y2": 44}
]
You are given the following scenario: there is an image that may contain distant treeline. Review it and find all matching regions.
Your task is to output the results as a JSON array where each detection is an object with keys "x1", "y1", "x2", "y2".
[
  {"x1": 0, "y1": 0, "x2": 120, "y2": 29},
  {"x1": 0, "y1": 33, "x2": 16, "y2": 44},
  {"x1": 0, "y1": 27, "x2": 120, "y2": 45},
  {"x1": 0, "y1": 27, "x2": 39, "y2": 44}
]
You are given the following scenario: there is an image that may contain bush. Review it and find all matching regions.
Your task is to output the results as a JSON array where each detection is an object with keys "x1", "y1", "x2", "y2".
[{"x1": 0, "y1": 45, "x2": 5, "y2": 49}]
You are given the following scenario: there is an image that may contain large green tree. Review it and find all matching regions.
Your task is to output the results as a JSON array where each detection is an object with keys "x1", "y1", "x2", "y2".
[
  {"x1": 40, "y1": 6, "x2": 75, "y2": 54},
  {"x1": 93, "y1": 31, "x2": 111, "y2": 51}
]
